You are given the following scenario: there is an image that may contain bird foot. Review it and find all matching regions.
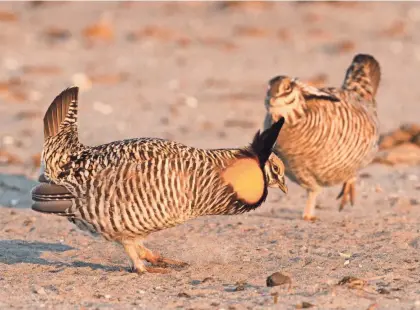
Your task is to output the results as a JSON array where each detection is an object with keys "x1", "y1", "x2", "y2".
[
  {"x1": 337, "y1": 181, "x2": 356, "y2": 211},
  {"x1": 155, "y1": 257, "x2": 189, "y2": 269},
  {"x1": 302, "y1": 214, "x2": 318, "y2": 222},
  {"x1": 131, "y1": 265, "x2": 171, "y2": 274},
  {"x1": 144, "y1": 249, "x2": 189, "y2": 269}
]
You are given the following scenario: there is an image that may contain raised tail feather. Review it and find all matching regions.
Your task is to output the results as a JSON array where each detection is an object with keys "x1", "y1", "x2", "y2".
[
  {"x1": 250, "y1": 117, "x2": 285, "y2": 166},
  {"x1": 44, "y1": 86, "x2": 79, "y2": 141},
  {"x1": 342, "y1": 54, "x2": 381, "y2": 100}
]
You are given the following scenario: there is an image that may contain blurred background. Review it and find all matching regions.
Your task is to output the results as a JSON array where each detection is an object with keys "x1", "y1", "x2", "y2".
[
  {"x1": 0, "y1": 3, "x2": 419, "y2": 309},
  {"x1": 1, "y1": 2, "x2": 419, "y2": 179}
]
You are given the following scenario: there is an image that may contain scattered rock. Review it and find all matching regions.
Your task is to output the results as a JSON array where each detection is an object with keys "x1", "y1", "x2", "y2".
[
  {"x1": 379, "y1": 130, "x2": 412, "y2": 150},
  {"x1": 412, "y1": 133, "x2": 420, "y2": 147},
  {"x1": 184, "y1": 96, "x2": 198, "y2": 108},
  {"x1": 0, "y1": 150, "x2": 22, "y2": 165},
  {"x1": 296, "y1": 301, "x2": 315, "y2": 309},
  {"x1": 377, "y1": 288, "x2": 390, "y2": 294},
  {"x1": 83, "y1": 20, "x2": 114, "y2": 43},
  {"x1": 43, "y1": 27, "x2": 72, "y2": 43},
  {"x1": 32, "y1": 286, "x2": 46, "y2": 295},
  {"x1": 409, "y1": 237, "x2": 420, "y2": 249},
  {"x1": 94, "y1": 293, "x2": 111, "y2": 299},
  {"x1": 177, "y1": 292, "x2": 190, "y2": 298},
  {"x1": 234, "y1": 281, "x2": 247, "y2": 291},
  {"x1": 338, "y1": 276, "x2": 366, "y2": 289},
  {"x1": 373, "y1": 143, "x2": 420, "y2": 166},
  {"x1": 266, "y1": 272, "x2": 292, "y2": 288},
  {"x1": 23, "y1": 218, "x2": 35, "y2": 226},
  {"x1": 0, "y1": 11, "x2": 18, "y2": 22},
  {"x1": 378, "y1": 123, "x2": 420, "y2": 150},
  {"x1": 201, "y1": 277, "x2": 213, "y2": 283}
]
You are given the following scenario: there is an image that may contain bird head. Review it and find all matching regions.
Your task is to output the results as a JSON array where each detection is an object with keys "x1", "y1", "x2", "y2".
[
  {"x1": 265, "y1": 76, "x2": 302, "y2": 122},
  {"x1": 264, "y1": 154, "x2": 287, "y2": 194}
]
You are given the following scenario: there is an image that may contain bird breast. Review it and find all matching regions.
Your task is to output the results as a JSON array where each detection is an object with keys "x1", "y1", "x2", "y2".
[{"x1": 273, "y1": 98, "x2": 379, "y2": 189}]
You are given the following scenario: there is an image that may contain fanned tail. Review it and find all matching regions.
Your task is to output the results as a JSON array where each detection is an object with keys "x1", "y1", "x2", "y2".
[
  {"x1": 342, "y1": 54, "x2": 381, "y2": 102},
  {"x1": 44, "y1": 86, "x2": 79, "y2": 142}
]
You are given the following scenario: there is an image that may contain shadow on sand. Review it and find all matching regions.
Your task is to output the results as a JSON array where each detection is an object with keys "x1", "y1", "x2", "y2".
[{"x1": 0, "y1": 239, "x2": 124, "y2": 272}]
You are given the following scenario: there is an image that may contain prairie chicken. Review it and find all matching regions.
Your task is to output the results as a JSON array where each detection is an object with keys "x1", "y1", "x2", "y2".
[
  {"x1": 263, "y1": 54, "x2": 380, "y2": 221},
  {"x1": 31, "y1": 87, "x2": 287, "y2": 274}
]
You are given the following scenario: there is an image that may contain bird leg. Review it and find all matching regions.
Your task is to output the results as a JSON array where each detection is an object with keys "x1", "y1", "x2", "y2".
[
  {"x1": 138, "y1": 245, "x2": 189, "y2": 269},
  {"x1": 337, "y1": 178, "x2": 356, "y2": 211},
  {"x1": 303, "y1": 189, "x2": 321, "y2": 222},
  {"x1": 122, "y1": 242, "x2": 147, "y2": 274},
  {"x1": 122, "y1": 242, "x2": 170, "y2": 274}
]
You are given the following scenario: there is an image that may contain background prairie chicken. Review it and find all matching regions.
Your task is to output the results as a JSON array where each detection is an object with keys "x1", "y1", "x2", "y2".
[
  {"x1": 31, "y1": 87, "x2": 287, "y2": 274},
  {"x1": 263, "y1": 54, "x2": 380, "y2": 221}
]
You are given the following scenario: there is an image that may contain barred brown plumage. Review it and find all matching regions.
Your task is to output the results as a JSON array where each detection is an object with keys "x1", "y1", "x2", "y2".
[
  {"x1": 263, "y1": 53, "x2": 380, "y2": 221},
  {"x1": 31, "y1": 86, "x2": 287, "y2": 274}
]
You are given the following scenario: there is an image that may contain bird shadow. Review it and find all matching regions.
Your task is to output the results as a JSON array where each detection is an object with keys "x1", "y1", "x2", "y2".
[{"x1": 0, "y1": 239, "x2": 123, "y2": 272}]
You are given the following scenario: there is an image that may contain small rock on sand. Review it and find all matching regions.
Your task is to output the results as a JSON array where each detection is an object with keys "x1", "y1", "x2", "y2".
[{"x1": 266, "y1": 272, "x2": 292, "y2": 288}]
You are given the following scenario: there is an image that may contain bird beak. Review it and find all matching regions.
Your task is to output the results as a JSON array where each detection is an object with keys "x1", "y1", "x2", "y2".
[{"x1": 278, "y1": 181, "x2": 288, "y2": 194}]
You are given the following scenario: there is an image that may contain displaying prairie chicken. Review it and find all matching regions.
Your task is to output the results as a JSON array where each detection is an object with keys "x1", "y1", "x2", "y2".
[
  {"x1": 263, "y1": 54, "x2": 380, "y2": 221},
  {"x1": 31, "y1": 87, "x2": 287, "y2": 274}
]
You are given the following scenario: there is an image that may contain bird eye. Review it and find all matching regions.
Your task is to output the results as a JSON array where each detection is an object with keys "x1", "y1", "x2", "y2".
[
  {"x1": 273, "y1": 165, "x2": 280, "y2": 174},
  {"x1": 283, "y1": 84, "x2": 291, "y2": 93}
]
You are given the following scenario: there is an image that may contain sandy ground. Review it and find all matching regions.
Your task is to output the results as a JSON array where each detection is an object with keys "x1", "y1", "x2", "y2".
[{"x1": 0, "y1": 2, "x2": 419, "y2": 309}]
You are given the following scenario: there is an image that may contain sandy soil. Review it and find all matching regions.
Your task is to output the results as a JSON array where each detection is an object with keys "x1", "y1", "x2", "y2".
[{"x1": 0, "y1": 2, "x2": 419, "y2": 309}]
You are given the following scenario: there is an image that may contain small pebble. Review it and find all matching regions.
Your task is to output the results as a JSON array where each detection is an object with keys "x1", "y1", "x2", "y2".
[
  {"x1": 32, "y1": 286, "x2": 46, "y2": 295},
  {"x1": 185, "y1": 95, "x2": 198, "y2": 108},
  {"x1": 266, "y1": 272, "x2": 292, "y2": 288},
  {"x1": 2, "y1": 136, "x2": 15, "y2": 145},
  {"x1": 296, "y1": 301, "x2": 315, "y2": 309}
]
